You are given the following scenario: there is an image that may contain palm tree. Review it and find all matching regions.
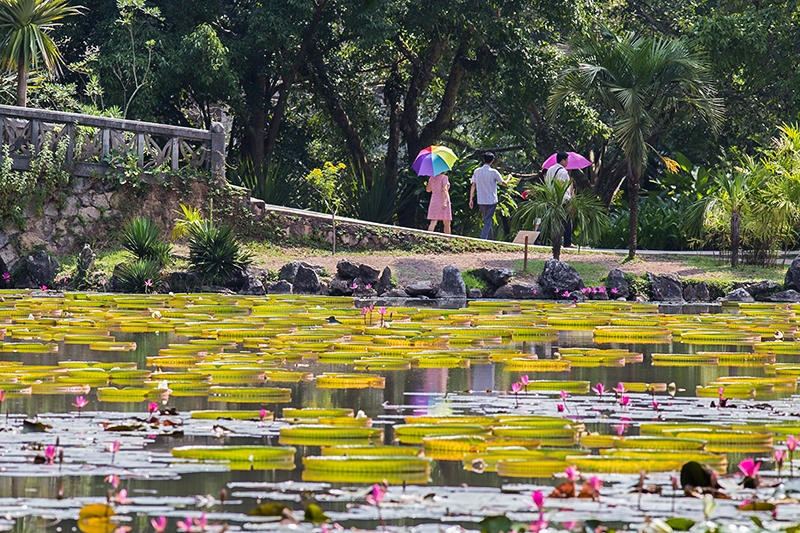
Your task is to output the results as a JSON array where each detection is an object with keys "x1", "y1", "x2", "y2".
[
  {"x1": 0, "y1": 0, "x2": 83, "y2": 107},
  {"x1": 515, "y1": 175, "x2": 608, "y2": 260},
  {"x1": 547, "y1": 28, "x2": 722, "y2": 260},
  {"x1": 686, "y1": 165, "x2": 761, "y2": 268}
]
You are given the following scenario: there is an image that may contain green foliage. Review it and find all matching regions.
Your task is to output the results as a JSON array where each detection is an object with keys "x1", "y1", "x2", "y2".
[
  {"x1": 462, "y1": 269, "x2": 489, "y2": 293},
  {"x1": 171, "y1": 204, "x2": 203, "y2": 241},
  {"x1": 228, "y1": 158, "x2": 309, "y2": 208},
  {"x1": 114, "y1": 258, "x2": 161, "y2": 293},
  {"x1": 599, "y1": 195, "x2": 693, "y2": 251},
  {"x1": 121, "y1": 216, "x2": 171, "y2": 266},
  {"x1": 625, "y1": 273, "x2": 653, "y2": 300},
  {"x1": 188, "y1": 219, "x2": 252, "y2": 284},
  {"x1": 701, "y1": 279, "x2": 734, "y2": 300},
  {"x1": 0, "y1": 0, "x2": 84, "y2": 105},
  {"x1": 0, "y1": 145, "x2": 34, "y2": 227},
  {"x1": 515, "y1": 175, "x2": 608, "y2": 259}
]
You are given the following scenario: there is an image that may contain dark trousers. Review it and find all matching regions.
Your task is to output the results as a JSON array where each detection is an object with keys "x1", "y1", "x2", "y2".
[
  {"x1": 563, "y1": 218, "x2": 573, "y2": 247},
  {"x1": 479, "y1": 203, "x2": 496, "y2": 240}
]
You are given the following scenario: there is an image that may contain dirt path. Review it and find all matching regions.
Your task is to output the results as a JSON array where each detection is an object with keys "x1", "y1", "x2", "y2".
[{"x1": 250, "y1": 248, "x2": 708, "y2": 284}]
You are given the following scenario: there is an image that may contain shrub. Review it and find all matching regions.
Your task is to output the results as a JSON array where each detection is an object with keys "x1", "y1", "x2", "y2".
[
  {"x1": 188, "y1": 220, "x2": 252, "y2": 284},
  {"x1": 462, "y1": 269, "x2": 489, "y2": 292},
  {"x1": 700, "y1": 279, "x2": 734, "y2": 300},
  {"x1": 115, "y1": 259, "x2": 162, "y2": 293},
  {"x1": 122, "y1": 217, "x2": 172, "y2": 266},
  {"x1": 625, "y1": 273, "x2": 653, "y2": 300}
]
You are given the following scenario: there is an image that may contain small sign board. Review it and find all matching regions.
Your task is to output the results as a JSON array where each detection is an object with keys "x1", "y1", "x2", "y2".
[{"x1": 513, "y1": 230, "x2": 539, "y2": 245}]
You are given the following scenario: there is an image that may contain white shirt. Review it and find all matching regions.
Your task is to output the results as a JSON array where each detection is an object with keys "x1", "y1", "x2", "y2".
[
  {"x1": 546, "y1": 164, "x2": 571, "y2": 198},
  {"x1": 471, "y1": 164, "x2": 503, "y2": 205}
]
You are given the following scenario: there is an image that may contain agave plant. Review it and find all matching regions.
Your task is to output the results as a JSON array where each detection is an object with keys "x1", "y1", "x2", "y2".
[
  {"x1": 187, "y1": 220, "x2": 252, "y2": 284},
  {"x1": 121, "y1": 217, "x2": 172, "y2": 266},
  {"x1": 114, "y1": 259, "x2": 162, "y2": 293}
]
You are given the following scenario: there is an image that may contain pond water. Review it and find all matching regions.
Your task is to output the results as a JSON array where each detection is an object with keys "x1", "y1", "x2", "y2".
[{"x1": 0, "y1": 292, "x2": 799, "y2": 533}]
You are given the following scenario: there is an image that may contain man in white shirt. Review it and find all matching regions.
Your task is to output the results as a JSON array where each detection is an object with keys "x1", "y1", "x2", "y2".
[
  {"x1": 545, "y1": 151, "x2": 573, "y2": 247},
  {"x1": 469, "y1": 152, "x2": 509, "y2": 240}
]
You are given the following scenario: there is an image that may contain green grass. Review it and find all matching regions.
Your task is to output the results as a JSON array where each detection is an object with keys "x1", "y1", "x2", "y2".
[
  {"x1": 678, "y1": 256, "x2": 787, "y2": 283},
  {"x1": 512, "y1": 259, "x2": 610, "y2": 287}
]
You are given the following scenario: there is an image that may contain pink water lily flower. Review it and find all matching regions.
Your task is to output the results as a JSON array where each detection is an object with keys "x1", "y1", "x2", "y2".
[
  {"x1": 379, "y1": 307, "x2": 387, "y2": 315},
  {"x1": 148, "y1": 402, "x2": 159, "y2": 414},
  {"x1": 531, "y1": 490, "x2": 545, "y2": 510},
  {"x1": 114, "y1": 488, "x2": 131, "y2": 504},
  {"x1": 652, "y1": 400, "x2": 659, "y2": 410},
  {"x1": 361, "y1": 306, "x2": 368, "y2": 315},
  {"x1": 176, "y1": 516, "x2": 193, "y2": 532},
  {"x1": 597, "y1": 286, "x2": 606, "y2": 293},
  {"x1": 365, "y1": 284, "x2": 372, "y2": 290},
  {"x1": 560, "y1": 390, "x2": 568, "y2": 401},
  {"x1": 565, "y1": 465, "x2": 580, "y2": 482},
  {"x1": 592, "y1": 383, "x2": 605, "y2": 396},
  {"x1": 615, "y1": 423, "x2": 629, "y2": 436},
  {"x1": 259, "y1": 408, "x2": 268, "y2": 420},
  {"x1": 0, "y1": 390, "x2": 4, "y2": 403},
  {"x1": 72, "y1": 396, "x2": 88, "y2": 409},
  {"x1": 739, "y1": 458, "x2": 761, "y2": 477},
  {"x1": 788, "y1": 435, "x2": 798, "y2": 452},
  {"x1": 611, "y1": 287, "x2": 619, "y2": 294},
  {"x1": 521, "y1": 190, "x2": 529, "y2": 199},
  {"x1": 44, "y1": 445, "x2": 57, "y2": 464},
  {"x1": 366, "y1": 483, "x2": 386, "y2": 505},
  {"x1": 775, "y1": 449, "x2": 785, "y2": 464},
  {"x1": 105, "y1": 474, "x2": 120, "y2": 489},
  {"x1": 620, "y1": 395, "x2": 630, "y2": 407},
  {"x1": 106, "y1": 441, "x2": 121, "y2": 454},
  {"x1": 613, "y1": 382, "x2": 626, "y2": 394},
  {"x1": 150, "y1": 516, "x2": 167, "y2": 533},
  {"x1": 511, "y1": 382, "x2": 522, "y2": 394},
  {"x1": 557, "y1": 403, "x2": 565, "y2": 413},
  {"x1": 194, "y1": 513, "x2": 208, "y2": 529},
  {"x1": 520, "y1": 375, "x2": 529, "y2": 386},
  {"x1": 589, "y1": 476, "x2": 602, "y2": 492}
]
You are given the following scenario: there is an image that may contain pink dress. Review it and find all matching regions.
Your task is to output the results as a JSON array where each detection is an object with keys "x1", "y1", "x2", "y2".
[{"x1": 427, "y1": 174, "x2": 452, "y2": 221}]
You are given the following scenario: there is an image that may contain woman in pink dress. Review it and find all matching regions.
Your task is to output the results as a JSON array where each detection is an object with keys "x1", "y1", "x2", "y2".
[{"x1": 426, "y1": 172, "x2": 452, "y2": 234}]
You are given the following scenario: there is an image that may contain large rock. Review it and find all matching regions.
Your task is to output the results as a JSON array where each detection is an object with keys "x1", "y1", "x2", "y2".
[
  {"x1": 723, "y1": 287, "x2": 755, "y2": 302},
  {"x1": 336, "y1": 259, "x2": 360, "y2": 280},
  {"x1": 785, "y1": 256, "x2": 800, "y2": 291},
  {"x1": 239, "y1": 276, "x2": 266, "y2": 296},
  {"x1": 377, "y1": 267, "x2": 394, "y2": 295},
  {"x1": 293, "y1": 265, "x2": 321, "y2": 294},
  {"x1": 743, "y1": 280, "x2": 782, "y2": 301},
  {"x1": 538, "y1": 259, "x2": 584, "y2": 298},
  {"x1": 383, "y1": 287, "x2": 409, "y2": 298},
  {"x1": 163, "y1": 271, "x2": 199, "y2": 293},
  {"x1": 267, "y1": 280, "x2": 293, "y2": 294},
  {"x1": 683, "y1": 282, "x2": 710, "y2": 302},
  {"x1": 329, "y1": 276, "x2": 355, "y2": 296},
  {"x1": 75, "y1": 244, "x2": 95, "y2": 284},
  {"x1": 475, "y1": 267, "x2": 514, "y2": 288},
  {"x1": 767, "y1": 289, "x2": 800, "y2": 303},
  {"x1": 648, "y1": 272, "x2": 683, "y2": 301},
  {"x1": 468, "y1": 288, "x2": 483, "y2": 299},
  {"x1": 493, "y1": 282, "x2": 542, "y2": 300},
  {"x1": 279, "y1": 261, "x2": 323, "y2": 282},
  {"x1": 22, "y1": 250, "x2": 59, "y2": 288},
  {"x1": 436, "y1": 265, "x2": 466, "y2": 298},
  {"x1": 405, "y1": 280, "x2": 438, "y2": 298},
  {"x1": 358, "y1": 264, "x2": 380, "y2": 286},
  {"x1": 605, "y1": 269, "x2": 630, "y2": 300}
]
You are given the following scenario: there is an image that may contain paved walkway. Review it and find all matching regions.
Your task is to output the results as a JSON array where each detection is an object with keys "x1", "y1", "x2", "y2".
[{"x1": 261, "y1": 203, "x2": 800, "y2": 257}]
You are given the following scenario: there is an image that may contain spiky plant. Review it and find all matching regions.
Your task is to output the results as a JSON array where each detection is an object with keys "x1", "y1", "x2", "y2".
[
  {"x1": 121, "y1": 216, "x2": 172, "y2": 266},
  {"x1": 187, "y1": 220, "x2": 251, "y2": 284},
  {"x1": 115, "y1": 259, "x2": 162, "y2": 294}
]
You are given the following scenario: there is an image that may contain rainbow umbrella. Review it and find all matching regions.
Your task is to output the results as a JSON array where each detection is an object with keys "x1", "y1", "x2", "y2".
[{"x1": 412, "y1": 146, "x2": 457, "y2": 176}]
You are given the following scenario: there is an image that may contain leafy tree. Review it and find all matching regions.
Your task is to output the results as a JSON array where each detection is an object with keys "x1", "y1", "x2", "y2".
[
  {"x1": 515, "y1": 175, "x2": 607, "y2": 260},
  {"x1": 0, "y1": 0, "x2": 83, "y2": 107},
  {"x1": 548, "y1": 27, "x2": 722, "y2": 259},
  {"x1": 687, "y1": 168, "x2": 760, "y2": 268},
  {"x1": 305, "y1": 161, "x2": 347, "y2": 254}
]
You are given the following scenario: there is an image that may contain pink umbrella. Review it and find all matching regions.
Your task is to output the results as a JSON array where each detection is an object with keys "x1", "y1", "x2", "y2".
[{"x1": 542, "y1": 152, "x2": 592, "y2": 170}]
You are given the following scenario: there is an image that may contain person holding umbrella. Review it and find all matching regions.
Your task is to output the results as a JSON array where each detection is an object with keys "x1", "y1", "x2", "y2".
[
  {"x1": 469, "y1": 152, "x2": 509, "y2": 240},
  {"x1": 542, "y1": 151, "x2": 591, "y2": 248},
  {"x1": 413, "y1": 146, "x2": 457, "y2": 234}
]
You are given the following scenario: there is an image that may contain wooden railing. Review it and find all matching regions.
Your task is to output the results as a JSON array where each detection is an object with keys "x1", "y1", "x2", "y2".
[{"x1": 0, "y1": 104, "x2": 225, "y2": 180}]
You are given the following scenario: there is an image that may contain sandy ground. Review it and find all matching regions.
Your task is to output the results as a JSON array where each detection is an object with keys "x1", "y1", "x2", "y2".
[{"x1": 250, "y1": 248, "x2": 709, "y2": 285}]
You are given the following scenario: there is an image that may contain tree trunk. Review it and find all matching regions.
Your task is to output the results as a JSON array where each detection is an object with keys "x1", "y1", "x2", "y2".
[
  {"x1": 16, "y1": 65, "x2": 28, "y2": 108},
  {"x1": 552, "y1": 229, "x2": 563, "y2": 261},
  {"x1": 627, "y1": 159, "x2": 639, "y2": 260},
  {"x1": 243, "y1": 73, "x2": 267, "y2": 174},
  {"x1": 264, "y1": 0, "x2": 328, "y2": 168},
  {"x1": 731, "y1": 210, "x2": 740, "y2": 268},
  {"x1": 308, "y1": 51, "x2": 372, "y2": 185},
  {"x1": 384, "y1": 65, "x2": 402, "y2": 192}
]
